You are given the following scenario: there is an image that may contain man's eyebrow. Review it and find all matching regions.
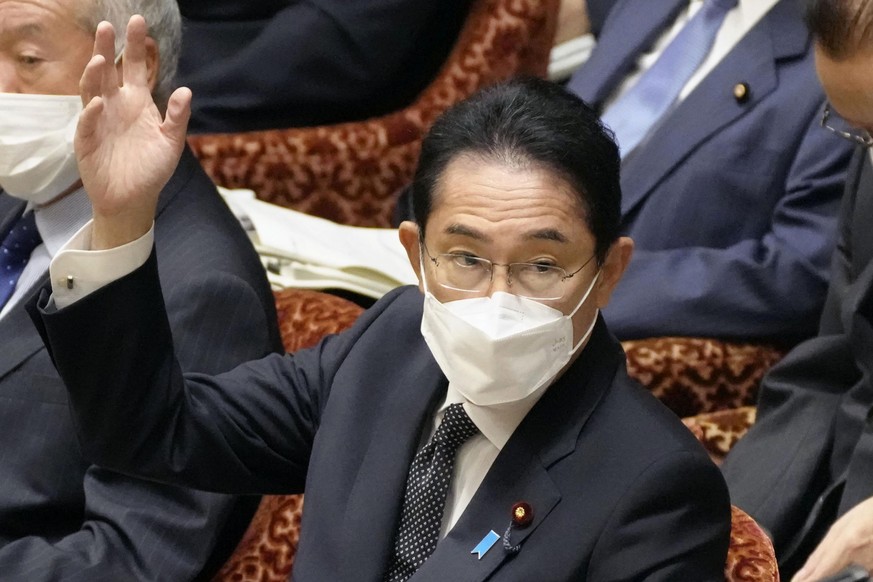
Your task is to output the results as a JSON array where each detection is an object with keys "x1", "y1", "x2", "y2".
[
  {"x1": 13, "y1": 22, "x2": 45, "y2": 35},
  {"x1": 13, "y1": 23, "x2": 45, "y2": 37},
  {"x1": 444, "y1": 224, "x2": 490, "y2": 242},
  {"x1": 443, "y1": 225, "x2": 569, "y2": 243},
  {"x1": 525, "y1": 228, "x2": 569, "y2": 243}
]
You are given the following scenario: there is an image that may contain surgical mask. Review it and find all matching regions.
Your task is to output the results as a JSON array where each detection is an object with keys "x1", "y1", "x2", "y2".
[
  {"x1": 420, "y1": 258, "x2": 601, "y2": 406},
  {"x1": 0, "y1": 93, "x2": 83, "y2": 205}
]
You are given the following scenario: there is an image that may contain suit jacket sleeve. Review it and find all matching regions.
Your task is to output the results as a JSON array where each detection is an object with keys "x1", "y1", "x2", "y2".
[
  {"x1": 603, "y1": 105, "x2": 851, "y2": 341},
  {"x1": 721, "y1": 150, "x2": 865, "y2": 550},
  {"x1": 0, "y1": 268, "x2": 275, "y2": 580},
  {"x1": 35, "y1": 250, "x2": 398, "y2": 495},
  {"x1": 588, "y1": 451, "x2": 730, "y2": 581}
]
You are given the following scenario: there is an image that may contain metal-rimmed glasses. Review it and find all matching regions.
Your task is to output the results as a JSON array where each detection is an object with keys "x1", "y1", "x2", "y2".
[
  {"x1": 821, "y1": 103, "x2": 873, "y2": 148},
  {"x1": 421, "y1": 242, "x2": 596, "y2": 301}
]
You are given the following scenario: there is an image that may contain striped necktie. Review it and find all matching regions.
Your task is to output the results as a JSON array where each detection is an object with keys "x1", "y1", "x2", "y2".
[{"x1": 600, "y1": 0, "x2": 738, "y2": 157}]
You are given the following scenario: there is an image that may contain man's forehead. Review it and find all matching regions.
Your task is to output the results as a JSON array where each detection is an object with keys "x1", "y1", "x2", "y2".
[{"x1": 0, "y1": 0, "x2": 82, "y2": 30}]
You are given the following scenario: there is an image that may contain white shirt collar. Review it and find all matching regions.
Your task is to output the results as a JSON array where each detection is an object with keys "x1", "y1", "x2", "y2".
[{"x1": 437, "y1": 376, "x2": 553, "y2": 451}]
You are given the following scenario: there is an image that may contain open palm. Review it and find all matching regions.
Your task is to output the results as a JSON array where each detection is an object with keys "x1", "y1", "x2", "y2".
[{"x1": 75, "y1": 16, "x2": 191, "y2": 249}]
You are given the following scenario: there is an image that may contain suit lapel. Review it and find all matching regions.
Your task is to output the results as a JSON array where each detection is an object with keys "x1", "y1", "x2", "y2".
[
  {"x1": 0, "y1": 195, "x2": 25, "y2": 243},
  {"x1": 619, "y1": 0, "x2": 809, "y2": 217},
  {"x1": 851, "y1": 152, "x2": 873, "y2": 272},
  {"x1": 412, "y1": 319, "x2": 624, "y2": 582},
  {"x1": 0, "y1": 273, "x2": 50, "y2": 380},
  {"x1": 0, "y1": 196, "x2": 43, "y2": 380},
  {"x1": 569, "y1": 0, "x2": 687, "y2": 107},
  {"x1": 338, "y1": 352, "x2": 449, "y2": 581}
]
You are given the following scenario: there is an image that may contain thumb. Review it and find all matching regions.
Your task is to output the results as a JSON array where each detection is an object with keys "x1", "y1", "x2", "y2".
[{"x1": 161, "y1": 87, "x2": 192, "y2": 146}]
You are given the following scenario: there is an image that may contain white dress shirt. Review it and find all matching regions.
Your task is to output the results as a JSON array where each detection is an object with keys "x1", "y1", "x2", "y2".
[{"x1": 603, "y1": 0, "x2": 781, "y2": 111}]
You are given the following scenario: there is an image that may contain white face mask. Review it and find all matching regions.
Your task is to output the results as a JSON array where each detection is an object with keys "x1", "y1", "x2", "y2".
[
  {"x1": 0, "y1": 92, "x2": 83, "y2": 205},
  {"x1": 420, "y1": 260, "x2": 602, "y2": 407}
]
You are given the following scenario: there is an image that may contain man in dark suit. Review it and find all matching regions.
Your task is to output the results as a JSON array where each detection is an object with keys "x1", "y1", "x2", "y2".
[
  {"x1": 175, "y1": 0, "x2": 473, "y2": 133},
  {"x1": 722, "y1": 0, "x2": 873, "y2": 580},
  {"x1": 0, "y1": 0, "x2": 280, "y2": 579},
  {"x1": 566, "y1": 0, "x2": 854, "y2": 343},
  {"x1": 34, "y1": 16, "x2": 731, "y2": 580}
]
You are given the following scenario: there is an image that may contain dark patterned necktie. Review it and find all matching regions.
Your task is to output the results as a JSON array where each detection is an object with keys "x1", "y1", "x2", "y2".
[
  {"x1": 0, "y1": 211, "x2": 41, "y2": 309},
  {"x1": 384, "y1": 403, "x2": 480, "y2": 582}
]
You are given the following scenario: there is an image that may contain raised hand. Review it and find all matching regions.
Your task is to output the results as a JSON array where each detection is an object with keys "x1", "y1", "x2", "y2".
[{"x1": 75, "y1": 15, "x2": 191, "y2": 250}]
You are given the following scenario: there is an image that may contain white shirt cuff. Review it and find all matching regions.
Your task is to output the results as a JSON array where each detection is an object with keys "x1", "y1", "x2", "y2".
[{"x1": 50, "y1": 221, "x2": 155, "y2": 309}]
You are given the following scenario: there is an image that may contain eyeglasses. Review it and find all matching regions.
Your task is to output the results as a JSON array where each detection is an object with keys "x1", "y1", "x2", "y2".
[
  {"x1": 821, "y1": 104, "x2": 873, "y2": 148},
  {"x1": 421, "y1": 242, "x2": 596, "y2": 301}
]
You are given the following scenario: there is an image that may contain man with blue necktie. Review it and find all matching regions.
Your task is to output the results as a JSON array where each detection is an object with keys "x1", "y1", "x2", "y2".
[
  {"x1": 568, "y1": 0, "x2": 854, "y2": 344},
  {"x1": 0, "y1": 0, "x2": 280, "y2": 578}
]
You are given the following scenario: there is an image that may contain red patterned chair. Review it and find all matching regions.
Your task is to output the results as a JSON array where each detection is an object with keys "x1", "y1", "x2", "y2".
[
  {"x1": 728, "y1": 505, "x2": 780, "y2": 582},
  {"x1": 189, "y1": 0, "x2": 560, "y2": 228},
  {"x1": 683, "y1": 406, "x2": 758, "y2": 466}
]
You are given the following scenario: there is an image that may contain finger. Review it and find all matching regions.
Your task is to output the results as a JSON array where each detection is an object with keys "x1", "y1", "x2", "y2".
[
  {"x1": 93, "y1": 22, "x2": 119, "y2": 98},
  {"x1": 795, "y1": 540, "x2": 848, "y2": 582},
  {"x1": 123, "y1": 15, "x2": 149, "y2": 88},
  {"x1": 161, "y1": 87, "x2": 192, "y2": 146},
  {"x1": 75, "y1": 96, "x2": 105, "y2": 157},
  {"x1": 79, "y1": 54, "x2": 106, "y2": 107}
]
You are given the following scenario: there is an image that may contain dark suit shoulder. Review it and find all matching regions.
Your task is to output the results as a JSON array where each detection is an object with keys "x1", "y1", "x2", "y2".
[{"x1": 598, "y1": 368, "x2": 712, "y2": 459}]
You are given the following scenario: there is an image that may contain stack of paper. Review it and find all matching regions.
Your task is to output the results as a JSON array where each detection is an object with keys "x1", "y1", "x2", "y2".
[
  {"x1": 549, "y1": 34, "x2": 595, "y2": 81},
  {"x1": 220, "y1": 188, "x2": 418, "y2": 299}
]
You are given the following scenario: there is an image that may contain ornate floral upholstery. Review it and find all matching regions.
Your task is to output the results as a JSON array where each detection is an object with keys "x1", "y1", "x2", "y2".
[
  {"x1": 213, "y1": 494, "x2": 304, "y2": 582},
  {"x1": 683, "y1": 406, "x2": 758, "y2": 466},
  {"x1": 623, "y1": 337, "x2": 785, "y2": 418},
  {"x1": 189, "y1": 0, "x2": 560, "y2": 228},
  {"x1": 273, "y1": 288, "x2": 364, "y2": 353},
  {"x1": 727, "y1": 505, "x2": 780, "y2": 582}
]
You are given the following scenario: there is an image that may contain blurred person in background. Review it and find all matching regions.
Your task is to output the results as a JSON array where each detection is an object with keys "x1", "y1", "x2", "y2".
[{"x1": 0, "y1": 0, "x2": 280, "y2": 578}]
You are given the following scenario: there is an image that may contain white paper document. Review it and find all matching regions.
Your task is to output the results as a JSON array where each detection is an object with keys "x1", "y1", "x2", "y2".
[{"x1": 220, "y1": 188, "x2": 418, "y2": 299}]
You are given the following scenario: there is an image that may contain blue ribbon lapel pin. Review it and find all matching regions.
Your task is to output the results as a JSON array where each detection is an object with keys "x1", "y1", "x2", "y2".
[{"x1": 471, "y1": 530, "x2": 501, "y2": 560}]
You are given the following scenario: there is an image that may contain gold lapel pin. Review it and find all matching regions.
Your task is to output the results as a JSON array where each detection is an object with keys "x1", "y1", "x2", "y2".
[
  {"x1": 511, "y1": 502, "x2": 533, "y2": 529},
  {"x1": 503, "y1": 501, "x2": 534, "y2": 554},
  {"x1": 733, "y1": 82, "x2": 750, "y2": 104}
]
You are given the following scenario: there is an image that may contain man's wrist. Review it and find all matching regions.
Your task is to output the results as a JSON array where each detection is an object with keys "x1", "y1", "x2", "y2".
[{"x1": 91, "y1": 208, "x2": 155, "y2": 250}]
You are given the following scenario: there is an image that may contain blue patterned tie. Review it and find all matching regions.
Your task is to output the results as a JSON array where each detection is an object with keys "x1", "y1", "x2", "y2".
[
  {"x1": 601, "y1": 0, "x2": 738, "y2": 157},
  {"x1": 384, "y1": 403, "x2": 480, "y2": 581},
  {"x1": 0, "y1": 211, "x2": 42, "y2": 308}
]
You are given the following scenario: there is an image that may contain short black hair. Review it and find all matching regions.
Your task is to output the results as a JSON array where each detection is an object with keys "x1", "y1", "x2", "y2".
[
  {"x1": 806, "y1": 0, "x2": 873, "y2": 58},
  {"x1": 411, "y1": 77, "x2": 622, "y2": 264}
]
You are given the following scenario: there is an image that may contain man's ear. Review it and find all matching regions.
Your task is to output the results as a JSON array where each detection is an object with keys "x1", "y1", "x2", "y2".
[
  {"x1": 398, "y1": 221, "x2": 424, "y2": 291},
  {"x1": 593, "y1": 237, "x2": 634, "y2": 308}
]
